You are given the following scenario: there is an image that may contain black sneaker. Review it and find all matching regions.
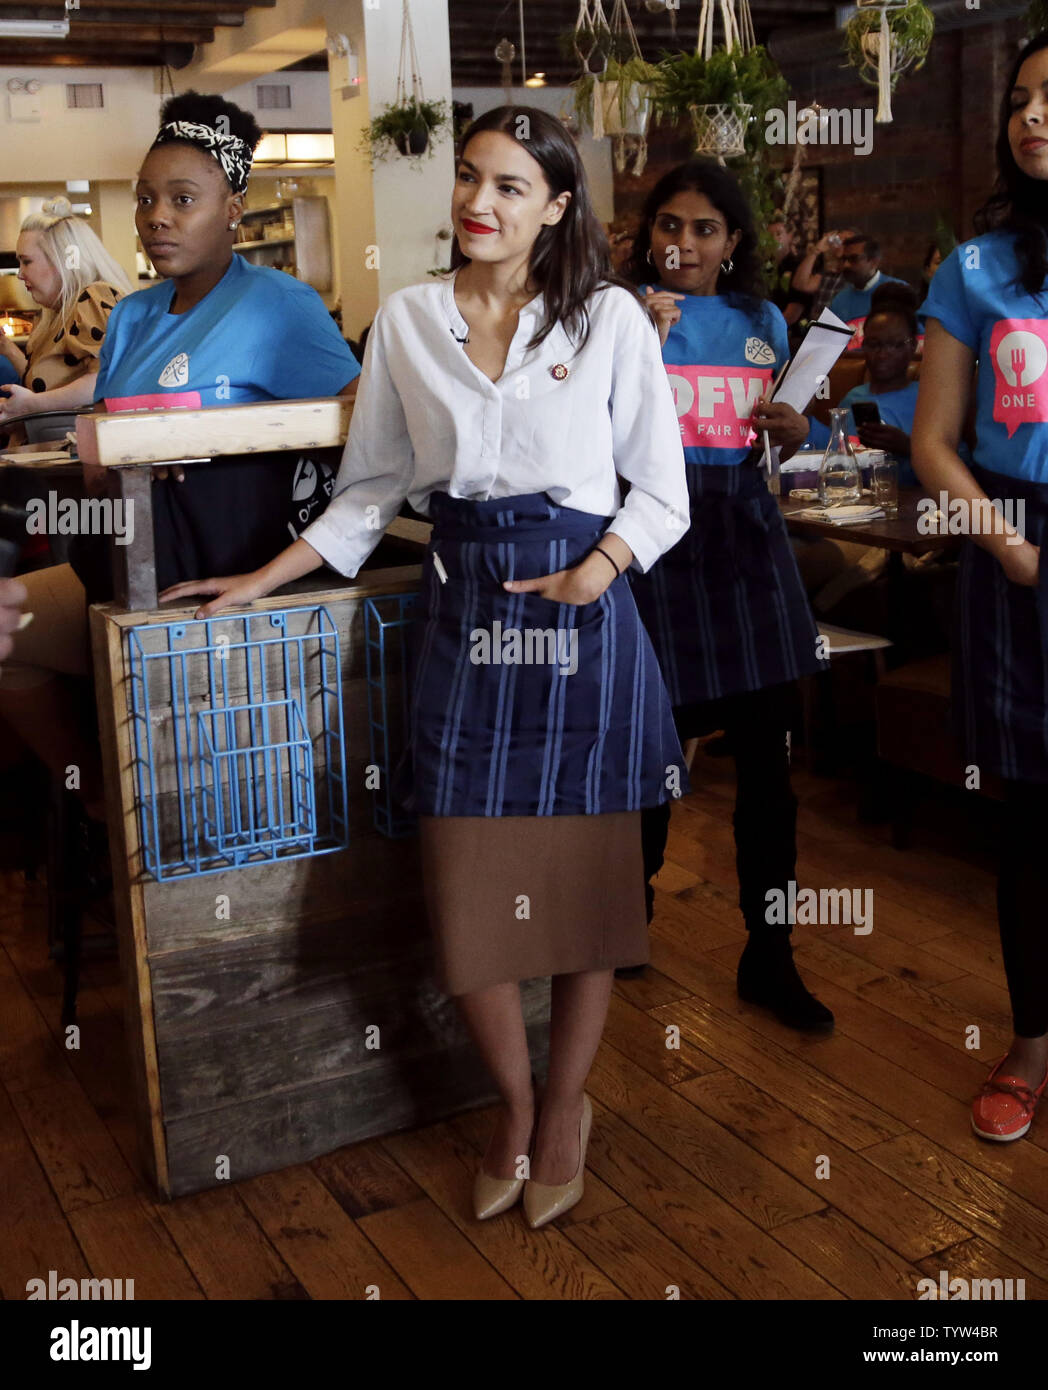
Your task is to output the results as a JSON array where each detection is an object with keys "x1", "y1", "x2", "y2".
[{"x1": 736, "y1": 935, "x2": 835, "y2": 1033}]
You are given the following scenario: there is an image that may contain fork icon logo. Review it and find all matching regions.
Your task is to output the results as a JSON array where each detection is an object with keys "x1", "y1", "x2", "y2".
[
  {"x1": 996, "y1": 329, "x2": 1047, "y2": 387},
  {"x1": 991, "y1": 321, "x2": 1048, "y2": 436}
]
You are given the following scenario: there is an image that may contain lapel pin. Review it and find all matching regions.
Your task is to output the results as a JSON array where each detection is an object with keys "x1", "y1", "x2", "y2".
[{"x1": 550, "y1": 363, "x2": 569, "y2": 381}]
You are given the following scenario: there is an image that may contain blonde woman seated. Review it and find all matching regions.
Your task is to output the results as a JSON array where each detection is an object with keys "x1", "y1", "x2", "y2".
[{"x1": 0, "y1": 197, "x2": 132, "y2": 425}]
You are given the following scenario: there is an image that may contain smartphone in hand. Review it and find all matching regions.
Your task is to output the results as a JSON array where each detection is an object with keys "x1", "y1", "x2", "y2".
[{"x1": 851, "y1": 400, "x2": 882, "y2": 429}]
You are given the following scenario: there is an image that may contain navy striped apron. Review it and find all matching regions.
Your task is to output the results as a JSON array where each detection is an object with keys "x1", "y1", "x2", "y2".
[
  {"x1": 630, "y1": 462, "x2": 827, "y2": 708},
  {"x1": 395, "y1": 492, "x2": 690, "y2": 817},
  {"x1": 955, "y1": 463, "x2": 1048, "y2": 783}
]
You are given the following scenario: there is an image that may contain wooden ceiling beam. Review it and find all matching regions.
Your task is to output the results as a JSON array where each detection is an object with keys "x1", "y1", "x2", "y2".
[
  {"x1": 0, "y1": 5, "x2": 241, "y2": 24},
  {"x1": 0, "y1": 42, "x2": 196, "y2": 67},
  {"x1": 58, "y1": 21, "x2": 215, "y2": 43}
]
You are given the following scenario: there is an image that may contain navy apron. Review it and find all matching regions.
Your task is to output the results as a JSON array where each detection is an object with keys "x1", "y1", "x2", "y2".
[
  {"x1": 954, "y1": 462, "x2": 1048, "y2": 782},
  {"x1": 395, "y1": 492, "x2": 689, "y2": 818},
  {"x1": 630, "y1": 462, "x2": 827, "y2": 708}
]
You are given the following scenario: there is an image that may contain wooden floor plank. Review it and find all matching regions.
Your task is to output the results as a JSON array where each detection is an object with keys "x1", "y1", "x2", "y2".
[
  {"x1": 918, "y1": 931, "x2": 1007, "y2": 989},
  {"x1": 915, "y1": 1237, "x2": 1048, "y2": 1301},
  {"x1": 154, "y1": 1186, "x2": 307, "y2": 1299},
  {"x1": 8, "y1": 1079, "x2": 137, "y2": 1214},
  {"x1": 648, "y1": 993, "x2": 906, "y2": 1151},
  {"x1": 863, "y1": 1133, "x2": 1048, "y2": 1280},
  {"x1": 589, "y1": 1047, "x2": 828, "y2": 1233},
  {"x1": 600, "y1": 991, "x2": 720, "y2": 1087},
  {"x1": 766, "y1": 1029, "x2": 1048, "y2": 1199},
  {"x1": 773, "y1": 1208, "x2": 930, "y2": 1300},
  {"x1": 69, "y1": 1194, "x2": 204, "y2": 1301},
  {"x1": 583, "y1": 1105, "x2": 841, "y2": 1299},
  {"x1": 677, "y1": 1068, "x2": 969, "y2": 1261},
  {"x1": 0, "y1": 1083, "x2": 92, "y2": 1300},
  {"x1": 310, "y1": 1138, "x2": 424, "y2": 1220},
  {"x1": 564, "y1": 1206, "x2": 735, "y2": 1301},
  {"x1": 237, "y1": 1166, "x2": 413, "y2": 1300},
  {"x1": 0, "y1": 945, "x2": 76, "y2": 1094},
  {"x1": 357, "y1": 1197, "x2": 516, "y2": 1300}
]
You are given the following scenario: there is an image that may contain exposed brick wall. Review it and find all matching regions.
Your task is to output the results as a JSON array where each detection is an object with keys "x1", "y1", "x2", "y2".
[{"x1": 612, "y1": 14, "x2": 1030, "y2": 289}]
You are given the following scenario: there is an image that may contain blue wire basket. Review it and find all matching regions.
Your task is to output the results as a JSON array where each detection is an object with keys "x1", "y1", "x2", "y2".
[
  {"x1": 126, "y1": 607, "x2": 348, "y2": 881},
  {"x1": 363, "y1": 593, "x2": 418, "y2": 838}
]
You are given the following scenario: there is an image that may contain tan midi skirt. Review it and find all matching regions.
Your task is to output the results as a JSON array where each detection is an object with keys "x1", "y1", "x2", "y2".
[{"x1": 419, "y1": 811, "x2": 648, "y2": 996}]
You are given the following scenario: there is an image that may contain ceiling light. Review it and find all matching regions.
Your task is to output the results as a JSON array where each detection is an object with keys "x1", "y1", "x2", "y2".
[
  {"x1": 0, "y1": 18, "x2": 70, "y2": 38},
  {"x1": 253, "y1": 132, "x2": 335, "y2": 167}
]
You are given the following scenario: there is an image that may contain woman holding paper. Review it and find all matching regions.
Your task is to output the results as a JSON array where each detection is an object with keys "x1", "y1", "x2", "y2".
[
  {"x1": 623, "y1": 159, "x2": 833, "y2": 1033},
  {"x1": 914, "y1": 31, "x2": 1048, "y2": 1140}
]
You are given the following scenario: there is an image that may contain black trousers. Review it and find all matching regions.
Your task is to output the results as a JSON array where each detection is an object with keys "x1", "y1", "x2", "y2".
[
  {"x1": 999, "y1": 780, "x2": 1048, "y2": 1038},
  {"x1": 641, "y1": 681, "x2": 800, "y2": 932}
]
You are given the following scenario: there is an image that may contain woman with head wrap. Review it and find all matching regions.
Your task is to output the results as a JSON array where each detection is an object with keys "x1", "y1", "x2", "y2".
[{"x1": 0, "y1": 92, "x2": 360, "y2": 826}]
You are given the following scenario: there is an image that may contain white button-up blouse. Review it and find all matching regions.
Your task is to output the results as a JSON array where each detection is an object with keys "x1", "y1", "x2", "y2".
[{"x1": 301, "y1": 273, "x2": 689, "y2": 576}]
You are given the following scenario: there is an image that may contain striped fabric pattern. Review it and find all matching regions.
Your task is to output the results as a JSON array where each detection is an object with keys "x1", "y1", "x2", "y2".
[
  {"x1": 398, "y1": 493, "x2": 689, "y2": 818},
  {"x1": 954, "y1": 464, "x2": 1048, "y2": 782},
  {"x1": 631, "y1": 462, "x2": 828, "y2": 708}
]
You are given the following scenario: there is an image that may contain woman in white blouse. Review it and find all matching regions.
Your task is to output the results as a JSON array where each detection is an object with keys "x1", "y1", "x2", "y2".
[{"x1": 162, "y1": 106, "x2": 689, "y2": 1229}]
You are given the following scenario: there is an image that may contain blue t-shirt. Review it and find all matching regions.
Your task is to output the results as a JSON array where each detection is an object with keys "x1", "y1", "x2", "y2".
[
  {"x1": 642, "y1": 286, "x2": 788, "y2": 467},
  {"x1": 95, "y1": 253, "x2": 359, "y2": 409},
  {"x1": 829, "y1": 272, "x2": 909, "y2": 349},
  {"x1": 0, "y1": 355, "x2": 19, "y2": 388},
  {"x1": 920, "y1": 230, "x2": 1048, "y2": 483}
]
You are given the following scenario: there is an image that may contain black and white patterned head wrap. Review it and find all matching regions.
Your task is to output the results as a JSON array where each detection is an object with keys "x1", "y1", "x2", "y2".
[{"x1": 151, "y1": 120, "x2": 253, "y2": 194}]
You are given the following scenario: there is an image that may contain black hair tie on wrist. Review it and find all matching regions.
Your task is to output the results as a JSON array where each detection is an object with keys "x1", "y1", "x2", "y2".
[{"x1": 592, "y1": 543, "x2": 621, "y2": 579}]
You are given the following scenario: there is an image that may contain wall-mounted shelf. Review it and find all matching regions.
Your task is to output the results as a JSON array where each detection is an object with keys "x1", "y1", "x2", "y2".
[{"x1": 233, "y1": 195, "x2": 332, "y2": 293}]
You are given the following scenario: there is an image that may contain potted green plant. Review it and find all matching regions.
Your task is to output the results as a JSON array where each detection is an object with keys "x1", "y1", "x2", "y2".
[
  {"x1": 573, "y1": 55, "x2": 661, "y2": 138},
  {"x1": 651, "y1": 45, "x2": 789, "y2": 158},
  {"x1": 844, "y1": 1, "x2": 934, "y2": 121},
  {"x1": 362, "y1": 97, "x2": 451, "y2": 164}
]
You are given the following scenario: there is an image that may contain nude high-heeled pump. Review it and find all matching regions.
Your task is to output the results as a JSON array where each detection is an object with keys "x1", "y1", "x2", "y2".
[
  {"x1": 523, "y1": 1093, "x2": 592, "y2": 1230},
  {"x1": 472, "y1": 1079, "x2": 538, "y2": 1221}
]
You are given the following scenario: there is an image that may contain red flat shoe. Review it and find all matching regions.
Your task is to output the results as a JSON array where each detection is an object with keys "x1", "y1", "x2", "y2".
[{"x1": 971, "y1": 1055, "x2": 1048, "y2": 1142}]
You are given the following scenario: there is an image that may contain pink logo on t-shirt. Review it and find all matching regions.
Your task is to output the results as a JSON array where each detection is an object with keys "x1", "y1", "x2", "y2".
[
  {"x1": 665, "y1": 364, "x2": 773, "y2": 449},
  {"x1": 104, "y1": 391, "x2": 202, "y2": 413},
  {"x1": 990, "y1": 319, "x2": 1048, "y2": 438}
]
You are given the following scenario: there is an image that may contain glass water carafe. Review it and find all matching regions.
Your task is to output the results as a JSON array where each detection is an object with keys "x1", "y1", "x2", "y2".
[{"x1": 818, "y1": 407, "x2": 862, "y2": 507}]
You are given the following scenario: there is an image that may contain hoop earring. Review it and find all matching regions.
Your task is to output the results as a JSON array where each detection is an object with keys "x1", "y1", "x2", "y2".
[{"x1": 720, "y1": 257, "x2": 734, "y2": 275}]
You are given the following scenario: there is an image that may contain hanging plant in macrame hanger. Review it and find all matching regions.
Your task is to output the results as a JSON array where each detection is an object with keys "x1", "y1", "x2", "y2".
[
  {"x1": 362, "y1": 0, "x2": 451, "y2": 163},
  {"x1": 571, "y1": 0, "x2": 658, "y2": 174},
  {"x1": 689, "y1": 0, "x2": 756, "y2": 163},
  {"x1": 845, "y1": 1, "x2": 935, "y2": 125}
]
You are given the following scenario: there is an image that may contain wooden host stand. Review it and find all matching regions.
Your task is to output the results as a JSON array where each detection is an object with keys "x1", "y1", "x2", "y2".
[{"x1": 76, "y1": 401, "x2": 550, "y2": 1200}]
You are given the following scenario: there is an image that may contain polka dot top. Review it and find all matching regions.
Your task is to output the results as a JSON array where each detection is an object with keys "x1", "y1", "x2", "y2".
[{"x1": 25, "y1": 280, "x2": 124, "y2": 394}]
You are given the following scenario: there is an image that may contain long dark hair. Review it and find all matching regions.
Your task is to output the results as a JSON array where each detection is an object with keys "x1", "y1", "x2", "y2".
[
  {"x1": 450, "y1": 105, "x2": 635, "y2": 350},
  {"x1": 974, "y1": 31, "x2": 1048, "y2": 295},
  {"x1": 623, "y1": 158, "x2": 769, "y2": 324}
]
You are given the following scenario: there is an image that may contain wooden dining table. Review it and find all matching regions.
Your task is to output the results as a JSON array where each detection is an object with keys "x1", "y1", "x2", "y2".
[
  {"x1": 778, "y1": 487, "x2": 956, "y2": 559},
  {"x1": 780, "y1": 487, "x2": 958, "y2": 655}
]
